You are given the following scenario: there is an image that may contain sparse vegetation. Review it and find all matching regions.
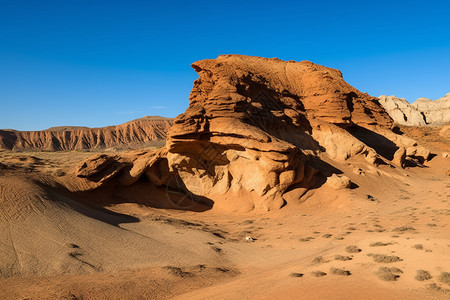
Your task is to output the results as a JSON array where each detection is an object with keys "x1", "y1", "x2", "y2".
[
  {"x1": 376, "y1": 267, "x2": 402, "y2": 281},
  {"x1": 428, "y1": 283, "x2": 450, "y2": 294},
  {"x1": 311, "y1": 271, "x2": 327, "y2": 277},
  {"x1": 392, "y1": 226, "x2": 415, "y2": 232},
  {"x1": 415, "y1": 270, "x2": 432, "y2": 281},
  {"x1": 345, "y1": 246, "x2": 361, "y2": 253},
  {"x1": 369, "y1": 242, "x2": 392, "y2": 247},
  {"x1": 330, "y1": 267, "x2": 351, "y2": 276},
  {"x1": 412, "y1": 244, "x2": 424, "y2": 250},
  {"x1": 299, "y1": 237, "x2": 315, "y2": 242},
  {"x1": 289, "y1": 272, "x2": 303, "y2": 278},
  {"x1": 368, "y1": 254, "x2": 402, "y2": 263},
  {"x1": 439, "y1": 272, "x2": 450, "y2": 286},
  {"x1": 312, "y1": 256, "x2": 328, "y2": 264},
  {"x1": 334, "y1": 255, "x2": 352, "y2": 261}
]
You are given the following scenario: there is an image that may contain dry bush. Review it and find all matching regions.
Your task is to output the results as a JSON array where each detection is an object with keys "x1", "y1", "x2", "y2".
[
  {"x1": 368, "y1": 254, "x2": 403, "y2": 263},
  {"x1": 439, "y1": 272, "x2": 450, "y2": 285},
  {"x1": 334, "y1": 255, "x2": 352, "y2": 261},
  {"x1": 412, "y1": 244, "x2": 424, "y2": 250},
  {"x1": 289, "y1": 272, "x2": 303, "y2": 278},
  {"x1": 330, "y1": 267, "x2": 351, "y2": 276},
  {"x1": 312, "y1": 256, "x2": 328, "y2": 264},
  {"x1": 369, "y1": 242, "x2": 392, "y2": 247},
  {"x1": 392, "y1": 226, "x2": 415, "y2": 232},
  {"x1": 415, "y1": 270, "x2": 432, "y2": 281},
  {"x1": 427, "y1": 283, "x2": 450, "y2": 294},
  {"x1": 311, "y1": 271, "x2": 327, "y2": 277},
  {"x1": 345, "y1": 246, "x2": 361, "y2": 253},
  {"x1": 376, "y1": 267, "x2": 401, "y2": 281}
]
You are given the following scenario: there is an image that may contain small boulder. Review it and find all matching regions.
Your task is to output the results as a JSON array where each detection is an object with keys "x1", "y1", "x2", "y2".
[
  {"x1": 406, "y1": 146, "x2": 431, "y2": 163},
  {"x1": 326, "y1": 174, "x2": 351, "y2": 190}
]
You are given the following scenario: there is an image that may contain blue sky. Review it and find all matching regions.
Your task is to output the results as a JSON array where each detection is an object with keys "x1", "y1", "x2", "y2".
[{"x1": 1, "y1": 0, "x2": 449, "y2": 130}]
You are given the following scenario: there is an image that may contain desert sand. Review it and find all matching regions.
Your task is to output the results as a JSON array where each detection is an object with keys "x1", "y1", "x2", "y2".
[{"x1": 0, "y1": 55, "x2": 449, "y2": 299}]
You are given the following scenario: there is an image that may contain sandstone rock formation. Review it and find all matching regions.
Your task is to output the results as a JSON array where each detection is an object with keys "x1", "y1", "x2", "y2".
[
  {"x1": 0, "y1": 116, "x2": 173, "y2": 151},
  {"x1": 378, "y1": 94, "x2": 450, "y2": 126},
  {"x1": 74, "y1": 55, "x2": 430, "y2": 212}
]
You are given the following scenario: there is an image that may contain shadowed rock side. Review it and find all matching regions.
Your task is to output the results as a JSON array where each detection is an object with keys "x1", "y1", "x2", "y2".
[
  {"x1": 378, "y1": 94, "x2": 450, "y2": 126},
  {"x1": 0, "y1": 116, "x2": 173, "y2": 151},
  {"x1": 74, "y1": 55, "x2": 430, "y2": 212}
]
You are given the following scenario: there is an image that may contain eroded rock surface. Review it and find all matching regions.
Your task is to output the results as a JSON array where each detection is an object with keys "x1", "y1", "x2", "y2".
[{"x1": 74, "y1": 55, "x2": 431, "y2": 211}]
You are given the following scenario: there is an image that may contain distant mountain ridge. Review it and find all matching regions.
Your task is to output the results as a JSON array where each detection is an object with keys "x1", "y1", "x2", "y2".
[
  {"x1": 0, "y1": 116, "x2": 173, "y2": 151},
  {"x1": 378, "y1": 93, "x2": 450, "y2": 126}
]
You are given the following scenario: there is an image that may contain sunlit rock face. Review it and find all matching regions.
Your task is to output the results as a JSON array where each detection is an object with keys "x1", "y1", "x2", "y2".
[{"x1": 76, "y1": 55, "x2": 429, "y2": 212}]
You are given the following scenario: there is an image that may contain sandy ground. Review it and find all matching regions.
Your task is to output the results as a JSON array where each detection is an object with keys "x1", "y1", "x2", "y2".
[{"x1": 0, "y1": 130, "x2": 449, "y2": 299}]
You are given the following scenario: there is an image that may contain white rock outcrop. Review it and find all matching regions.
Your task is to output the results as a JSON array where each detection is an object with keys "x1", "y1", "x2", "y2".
[{"x1": 378, "y1": 93, "x2": 450, "y2": 126}]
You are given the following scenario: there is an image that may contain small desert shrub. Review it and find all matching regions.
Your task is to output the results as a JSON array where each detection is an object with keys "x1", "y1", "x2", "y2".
[
  {"x1": 311, "y1": 271, "x2": 327, "y2": 277},
  {"x1": 345, "y1": 246, "x2": 361, "y2": 253},
  {"x1": 427, "y1": 283, "x2": 450, "y2": 294},
  {"x1": 330, "y1": 267, "x2": 351, "y2": 276},
  {"x1": 334, "y1": 255, "x2": 352, "y2": 261},
  {"x1": 368, "y1": 254, "x2": 403, "y2": 263},
  {"x1": 439, "y1": 272, "x2": 450, "y2": 285},
  {"x1": 415, "y1": 270, "x2": 432, "y2": 281},
  {"x1": 312, "y1": 256, "x2": 328, "y2": 264},
  {"x1": 412, "y1": 244, "x2": 424, "y2": 250},
  {"x1": 392, "y1": 226, "x2": 415, "y2": 232},
  {"x1": 370, "y1": 242, "x2": 392, "y2": 247},
  {"x1": 376, "y1": 267, "x2": 401, "y2": 281},
  {"x1": 322, "y1": 233, "x2": 332, "y2": 238},
  {"x1": 290, "y1": 272, "x2": 303, "y2": 277}
]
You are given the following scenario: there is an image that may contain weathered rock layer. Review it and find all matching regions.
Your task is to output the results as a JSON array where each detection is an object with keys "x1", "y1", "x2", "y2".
[
  {"x1": 0, "y1": 116, "x2": 173, "y2": 151},
  {"x1": 74, "y1": 55, "x2": 430, "y2": 212}
]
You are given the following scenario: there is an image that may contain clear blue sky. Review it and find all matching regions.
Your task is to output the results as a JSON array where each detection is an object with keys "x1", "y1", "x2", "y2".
[{"x1": 1, "y1": 0, "x2": 449, "y2": 130}]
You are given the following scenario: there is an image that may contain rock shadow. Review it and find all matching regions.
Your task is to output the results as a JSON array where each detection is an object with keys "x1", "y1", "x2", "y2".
[{"x1": 346, "y1": 125, "x2": 398, "y2": 160}]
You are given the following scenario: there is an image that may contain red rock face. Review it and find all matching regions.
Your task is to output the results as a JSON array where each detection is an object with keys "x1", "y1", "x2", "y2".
[
  {"x1": 171, "y1": 55, "x2": 392, "y2": 133},
  {"x1": 74, "y1": 55, "x2": 417, "y2": 212},
  {"x1": 0, "y1": 116, "x2": 173, "y2": 151}
]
